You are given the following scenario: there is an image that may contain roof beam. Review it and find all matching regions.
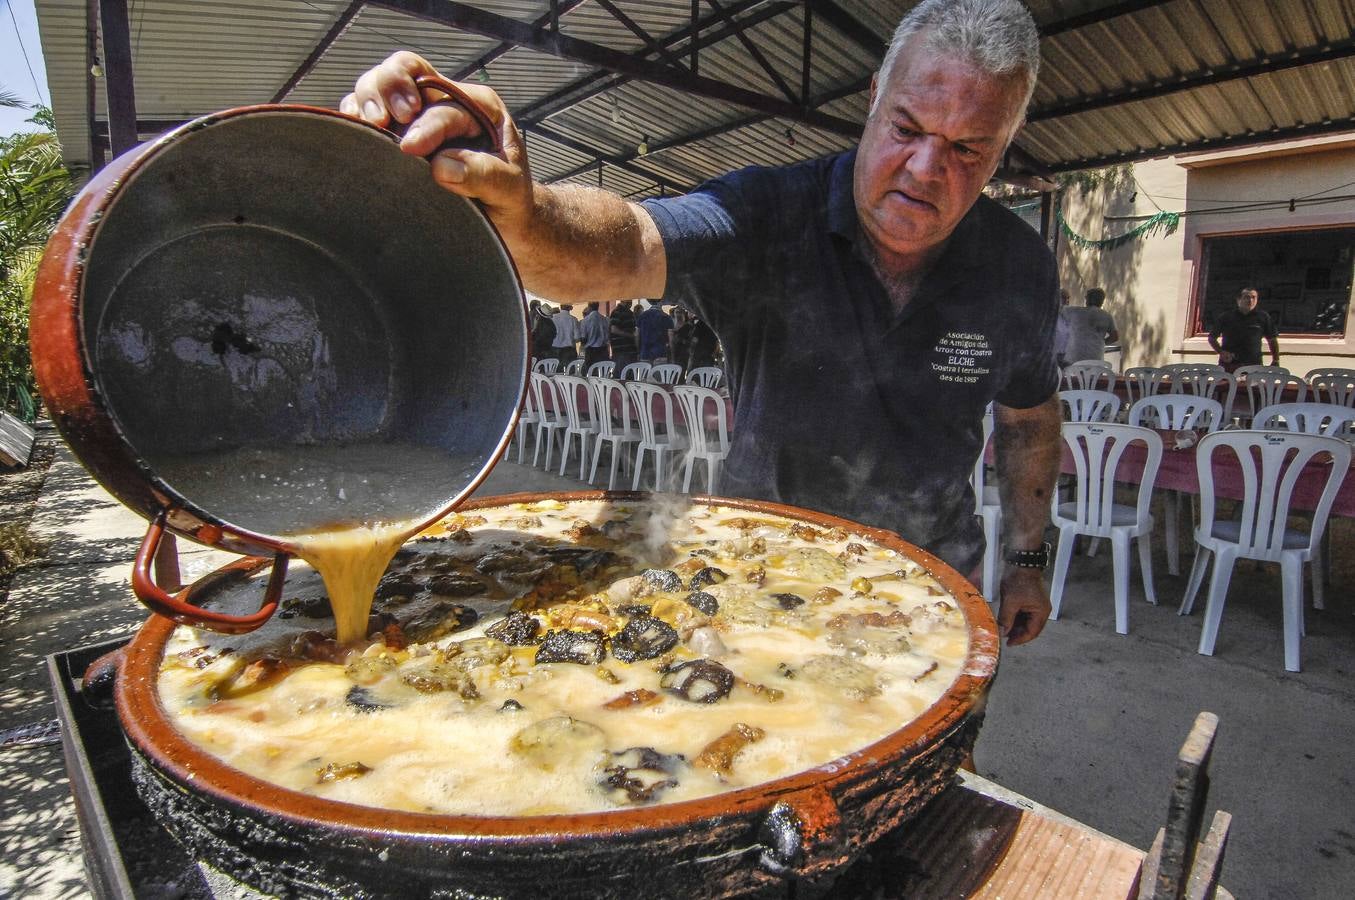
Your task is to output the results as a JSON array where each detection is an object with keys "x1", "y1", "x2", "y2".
[
  {"x1": 272, "y1": 0, "x2": 367, "y2": 103},
  {"x1": 1029, "y1": 39, "x2": 1355, "y2": 122},
  {"x1": 703, "y1": 0, "x2": 798, "y2": 104},
  {"x1": 530, "y1": 124, "x2": 695, "y2": 191},
  {"x1": 1037, "y1": 0, "x2": 1176, "y2": 37},
  {"x1": 814, "y1": 0, "x2": 886, "y2": 59},
  {"x1": 370, "y1": 0, "x2": 862, "y2": 138},
  {"x1": 546, "y1": 74, "x2": 870, "y2": 184},
  {"x1": 514, "y1": 0, "x2": 793, "y2": 127},
  {"x1": 1045, "y1": 116, "x2": 1355, "y2": 173},
  {"x1": 593, "y1": 0, "x2": 685, "y2": 71},
  {"x1": 451, "y1": 0, "x2": 590, "y2": 79}
]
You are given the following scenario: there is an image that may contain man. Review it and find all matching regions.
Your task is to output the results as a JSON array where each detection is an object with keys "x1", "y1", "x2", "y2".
[
  {"x1": 579, "y1": 301, "x2": 610, "y2": 372},
  {"x1": 343, "y1": 0, "x2": 1060, "y2": 646},
  {"x1": 529, "y1": 299, "x2": 556, "y2": 360},
  {"x1": 1058, "y1": 287, "x2": 1119, "y2": 365},
  {"x1": 637, "y1": 301, "x2": 676, "y2": 363},
  {"x1": 1209, "y1": 287, "x2": 1279, "y2": 372},
  {"x1": 609, "y1": 299, "x2": 639, "y2": 374},
  {"x1": 551, "y1": 303, "x2": 580, "y2": 364}
]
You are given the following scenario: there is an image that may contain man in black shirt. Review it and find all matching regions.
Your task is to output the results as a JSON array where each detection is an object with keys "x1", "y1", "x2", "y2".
[
  {"x1": 1208, "y1": 287, "x2": 1279, "y2": 372},
  {"x1": 609, "y1": 300, "x2": 638, "y2": 374}
]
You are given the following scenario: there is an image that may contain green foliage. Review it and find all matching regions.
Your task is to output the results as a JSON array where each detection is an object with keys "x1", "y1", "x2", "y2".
[
  {"x1": 1055, "y1": 163, "x2": 1135, "y2": 196},
  {"x1": 25, "y1": 104, "x2": 56, "y2": 131},
  {"x1": 1, "y1": 122, "x2": 77, "y2": 421}
]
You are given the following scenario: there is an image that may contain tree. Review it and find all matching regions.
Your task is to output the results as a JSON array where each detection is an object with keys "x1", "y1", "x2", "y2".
[{"x1": 0, "y1": 94, "x2": 76, "y2": 420}]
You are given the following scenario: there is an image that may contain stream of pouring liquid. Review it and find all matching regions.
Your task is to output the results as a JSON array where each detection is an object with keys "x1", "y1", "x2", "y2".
[
  {"x1": 288, "y1": 519, "x2": 423, "y2": 644},
  {"x1": 156, "y1": 442, "x2": 482, "y2": 644}
]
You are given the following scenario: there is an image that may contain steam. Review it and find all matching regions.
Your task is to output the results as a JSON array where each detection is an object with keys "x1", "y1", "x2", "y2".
[{"x1": 636, "y1": 492, "x2": 693, "y2": 567}]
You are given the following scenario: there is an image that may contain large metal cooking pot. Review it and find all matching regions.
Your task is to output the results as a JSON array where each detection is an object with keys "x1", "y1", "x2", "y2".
[
  {"x1": 31, "y1": 81, "x2": 528, "y2": 632},
  {"x1": 100, "y1": 492, "x2": 999, "y2": 899}
]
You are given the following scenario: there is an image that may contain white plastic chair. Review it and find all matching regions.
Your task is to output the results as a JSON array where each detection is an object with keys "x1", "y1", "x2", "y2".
[
  {"x1": 587, "y1": 377, "x2": 641, "y2": 489},
  {"x1": 528, "y1": 371, "x2": 566, "y2": 469},
  {"x1": 1061, "y1": 360, "x2": 1115, "y2": 391},
  {"x1": 649, "y1": 363, "x2": 683, "y2": 385},
  {"x1": 673, "y1": 385, "x2": 731, "y2": 493},
  {"x1": 685, "y1": 366, "x2": 723, "y2": 388},
  {"x1": 1127, "y1": 395, "x2": 1224, "y2": 432},
  {"x1": 626, "y1": 382, "x2": 687, "y2": 490},
  {"x1": 1237, "y1": 368, "x2": 1305, "y2": 421},
  {"x1": 1128, "y1": 394, "x2": 1223, "y2": 575},
  {"x1": 561, "y1": 358, "x2": 585, "y2": 376},
  {"x1": 1050, "y1": 423, "x2": 1163, "y2": 634},
  {"x1": 620, "y1": 362, "x2": 652, "y2": 382},
  {"x1": 1305, "y1": 367, "x2": 1355, "y2": 407},
  {"x1": 586, "y1": 360, "x2": 616, "y2": 378},
  {"x1": 1159, "y1": 363, "x2": 1235, "y2": 422},
  {"x1": 1123, "y1": 367, "x2": 1168, "y2": 407},
  {"x1": 1255, "y1": 402, "x2": 1355, "y2": 437},
  {"x1": 511, "y1": 381, "x2": 540, "y2": 464},
  {"x1": 532, "y1": 357, "x2": 560, "y2": 375},
  {"x1": 1179, "y1": 431, "x2": 1351, "y2": 672},
  {"x1": 971, "y1": 408, "x2": 1001, "y2": 600},
  {"x1": 553, "y1": 374, "x2": 597, "y2": 479},
  {"x1": 1059, "y1": 389, "x2": 1121, "y2": 423}
]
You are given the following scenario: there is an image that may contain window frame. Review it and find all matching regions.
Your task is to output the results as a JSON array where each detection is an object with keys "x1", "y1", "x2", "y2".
[{"x1": 1187, "y1": 223, "x2": 1355, "y2": 340}]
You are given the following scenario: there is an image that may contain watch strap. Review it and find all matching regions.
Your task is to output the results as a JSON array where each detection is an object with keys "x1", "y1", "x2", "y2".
[{"x1": 1004, "y1": 541, "x2": 1052, "y2": 570}]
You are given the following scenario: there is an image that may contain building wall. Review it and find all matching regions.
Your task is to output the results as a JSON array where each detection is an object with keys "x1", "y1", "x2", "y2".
[{"x1": 1053, "y1": 136, "x2": 1355, "y2": 374}]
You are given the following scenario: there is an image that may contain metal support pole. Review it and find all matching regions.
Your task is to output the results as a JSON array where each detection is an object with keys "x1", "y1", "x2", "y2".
[
  {"x1": 690, "y1": 0, "x2": 699, "y2": 74},
  {"x1": 801, "y1": 0, "x2": 813, "y2": 107},
  {"x1": 98, "y1": 0, "x2": 139, "y2": 157}
]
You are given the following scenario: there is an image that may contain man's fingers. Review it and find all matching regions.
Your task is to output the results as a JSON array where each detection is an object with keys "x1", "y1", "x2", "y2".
[
  {"x1": 349, "y1": 51, "x2": 440, "y2": 127},
  {"x1": 430, "y1": 148, "x2": 527, "y2": 213},
  {"x1": 399, "y1": 103, "x2": 487, "y2": 158}
]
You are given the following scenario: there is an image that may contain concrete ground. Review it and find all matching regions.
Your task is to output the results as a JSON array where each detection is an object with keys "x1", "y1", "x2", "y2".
[{"x1": 2, "y1": 438, "x2": 1354, "y2": 898}]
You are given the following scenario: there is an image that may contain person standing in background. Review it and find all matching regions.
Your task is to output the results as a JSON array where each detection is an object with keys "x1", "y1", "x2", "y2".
[
  {"x1": 551, "y1": 303, "x2": 580, "y2": 363},
  {"x1": 1057, "y1": 287, "x2": 1118, "y2": 365},
  {"x1": 530, "y1": 299, "x2": 556, "y2": 361},
  {"x1": 637, "y1": 301, "x2": 675, "y2": 362},
  {"x1": 609, "y1": 300, "x2": 639, "y2": 374},
  {"x1": 579, "y1": 301, "x2": 610, "y2": 372},
  {"x1": 1208, "y1": 286, "x2": 1279, "y2": 373}
]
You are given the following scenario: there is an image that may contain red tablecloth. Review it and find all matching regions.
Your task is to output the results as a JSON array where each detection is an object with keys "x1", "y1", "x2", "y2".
[{"x1": 1063, "y1": 430, "x2": 1355, "y2": 518}]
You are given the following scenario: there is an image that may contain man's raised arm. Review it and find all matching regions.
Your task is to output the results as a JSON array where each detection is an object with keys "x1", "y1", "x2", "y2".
[{"x1": 342, "y1": 52, "x2": 666, "y2": 302}]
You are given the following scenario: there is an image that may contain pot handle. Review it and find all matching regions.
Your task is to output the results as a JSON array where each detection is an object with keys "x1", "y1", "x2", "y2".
[
  {"x1": 132, "y1": 512, "x2": 287, "y2": 633},
  {"x1": 403, "y1": 73, "x2": 504, "y2": 154},
  {"x1": 756, "y1": 786, "x2": 848, "y2": 881}
]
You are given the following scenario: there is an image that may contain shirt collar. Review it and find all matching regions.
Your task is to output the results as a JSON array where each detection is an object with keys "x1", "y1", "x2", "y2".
[{"x1": 825, "y1": 148, "x2": 990, "y2": 273}]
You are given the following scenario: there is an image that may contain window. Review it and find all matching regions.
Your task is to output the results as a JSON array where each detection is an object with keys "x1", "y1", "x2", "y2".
[{"x1": 1193, "y1": 227, "x2": 1355, "y2": 336}]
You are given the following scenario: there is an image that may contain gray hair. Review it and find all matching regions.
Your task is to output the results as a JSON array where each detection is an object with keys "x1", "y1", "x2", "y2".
[{"x1": 872, "y1": 0, "x2": 1040, "y2": 117}]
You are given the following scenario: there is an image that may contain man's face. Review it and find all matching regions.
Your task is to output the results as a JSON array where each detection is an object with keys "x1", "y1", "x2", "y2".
[
  {"x1": 1237, "y1": 290, "x2": 1258, "y2": 312},
  {"x1": 854, "y1": 32, "x2": 1027, "y2": 266}
]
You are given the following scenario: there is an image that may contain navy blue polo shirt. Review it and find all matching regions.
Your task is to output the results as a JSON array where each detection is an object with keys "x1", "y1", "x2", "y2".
[{"x1": 641, "y1": 150, "x2": 1058, "y2": 573}]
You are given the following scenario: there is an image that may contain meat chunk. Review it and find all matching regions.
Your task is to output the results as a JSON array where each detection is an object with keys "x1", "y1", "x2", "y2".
[
  {"x1": 660, "y1": 659, "x2": 735, "y2": 703},
  {"x1": 695, "y1": 723, "x2": 765, "y2": 776}
]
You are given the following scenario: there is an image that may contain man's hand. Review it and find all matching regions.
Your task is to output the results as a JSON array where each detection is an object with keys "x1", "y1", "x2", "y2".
[
  {"x1": 339, "y1": 52, "x2": 665, "y2": 302},
  {"x1": 997, "y1": 567, "x2": 1051, "y2": 646},
  {"x1": 341, "y1": 52, "x2": 534, "y2": 228}
]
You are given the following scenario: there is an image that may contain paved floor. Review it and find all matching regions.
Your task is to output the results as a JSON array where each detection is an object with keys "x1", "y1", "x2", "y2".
[{"x1": 2, "y1": 440, "x2": 1354, "y2": 898}]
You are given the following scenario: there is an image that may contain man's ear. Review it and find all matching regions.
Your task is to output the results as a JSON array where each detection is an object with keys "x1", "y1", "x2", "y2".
[{"x1": 868, "y1": 72, "x2": 878, "y2": 111}]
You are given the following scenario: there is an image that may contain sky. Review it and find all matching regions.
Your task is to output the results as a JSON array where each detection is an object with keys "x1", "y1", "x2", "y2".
[{"x1": 1, "y1": 0, "x2": 51, "y2": 137}]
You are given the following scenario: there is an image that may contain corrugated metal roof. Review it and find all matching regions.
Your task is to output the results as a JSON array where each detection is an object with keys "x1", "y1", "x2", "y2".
[{"x1": 32, "y1": 0, "x2": 1355, "y2": 193}]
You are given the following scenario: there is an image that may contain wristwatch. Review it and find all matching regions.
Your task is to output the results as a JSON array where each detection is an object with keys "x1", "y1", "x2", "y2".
[{"x1": 1004, "y1": 541, "x2": 1052, "y2": 570}]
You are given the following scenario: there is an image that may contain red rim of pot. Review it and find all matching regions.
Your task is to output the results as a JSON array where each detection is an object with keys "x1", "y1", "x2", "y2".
[{"x1": 116, "y1": 491, "x2": 999, "y2": 842}]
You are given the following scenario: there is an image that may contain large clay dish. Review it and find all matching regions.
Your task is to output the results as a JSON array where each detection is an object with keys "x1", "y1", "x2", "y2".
[{"x1": 113, "y1": 491, "x2": 999, "y2": 898}]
